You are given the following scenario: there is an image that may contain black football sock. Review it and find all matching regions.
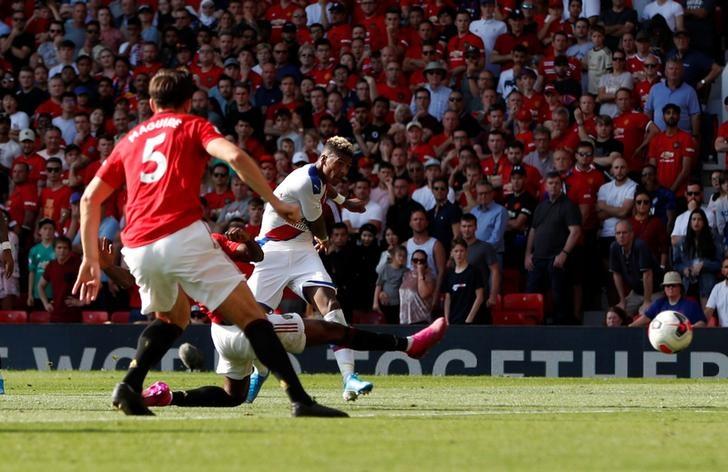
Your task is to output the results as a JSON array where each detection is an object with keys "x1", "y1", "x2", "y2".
[
  {"x1": 244, "y1": 318, "x2": 313, "y2": 406},
  {"x1": 123, "y1": 319, "x2": 184, "y2": 393},
  {"x1": 171, "y1": 387, "x2": 241, "y2": 407},
  {"x1": 338, "y1": 326, "x2": 409, "y2": 352}
]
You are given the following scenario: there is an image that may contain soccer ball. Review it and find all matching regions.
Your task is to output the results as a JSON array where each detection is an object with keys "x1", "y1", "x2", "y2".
[{"x1": 648, "y1": 311, "x2": 693, "y2": 353}]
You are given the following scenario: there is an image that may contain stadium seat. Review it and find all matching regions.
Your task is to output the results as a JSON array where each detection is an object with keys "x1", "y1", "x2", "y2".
[
  {"x1": 82, "y1": 311, "x2": 109, "y2": 324},
  {"x1": 492, "y1": 293, "x2": 545, "y2": 325},
  {"x1": 111, "y1": 311, "x2": 131, "y2": 323},
  {"x1": 29, "y1": 311, "x2": 51, "y2": 323},
  {"x1": 0, "y1": 310, "x2": 27, "y2": 323},
  {"x1": 352, "y1": 311, "x2": 386, "y2": 324}
]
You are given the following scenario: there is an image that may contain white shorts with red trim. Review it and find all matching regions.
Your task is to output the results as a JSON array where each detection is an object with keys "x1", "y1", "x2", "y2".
[
  {"x1": 211, "y1": 313, "x2": 306, "y2": 380},
  {"x1": 247, "y1": 245, "x2": 335, "y2": 309},
  {"x1": 121, "y1": 220, "x2": 244, "y2": 314}
]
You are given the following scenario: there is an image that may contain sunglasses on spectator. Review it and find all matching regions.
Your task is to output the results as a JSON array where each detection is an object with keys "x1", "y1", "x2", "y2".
[
  {"x1": 412, "y1": 258, "x2": 426, "y2": 264},
  {"x1": 433, "y1": 186, "x2": 447, "y2": 191},
  {"x1": 50, "y1": 28, "x2": 63, "y2": 33},
  {"x1": 213, "y1": 173, "x2": 228, "y2": 178},
  {"x1": 46, "y1": 167, "x2": 62, "y2": 173},
  {"x1": 577, "y1": 151, "x2": 593, "y2": 157},
  {"x1": 635, "y1": 199, "x2": 651, "y2": 205},
  {"x1": 686, "y1": 191, "x2": 701, "y2": 196},
  {"x1": 449, "y1": 97, "x2": 463, "y2": 102},
  {"x1": 613, "y1": 56, "x2": 625, "y2": 61},
  {"x1": 644, "y1": 64, "x2": 658, "y2": 68}
]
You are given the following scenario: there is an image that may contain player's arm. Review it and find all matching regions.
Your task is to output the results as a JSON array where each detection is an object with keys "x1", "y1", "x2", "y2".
[
  {"x1": 206, "y1": 138, "x2": 300, "y2": 223},
  {"x1": 224, "y1": 227, "x2": 263, "y2": 262},
  {"x1": 98, "y1": 238, "x2": 135, "y2": 289}
]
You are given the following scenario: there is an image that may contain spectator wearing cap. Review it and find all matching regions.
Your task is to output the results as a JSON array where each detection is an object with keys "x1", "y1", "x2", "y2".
[
  {"x1": 413, "y1": 158, "x2": 457, "y2": 212},
  {"x1": 609, "y1": 219, "x2": 660, "y2": 317},
  {"x1": 645, "y1": 58, "x2": 702, "y2": 136},
  {"x1": 665, "y1": 29, "x2": 723, "y2": 92},
  {"x1": 343, "y1": 177, "x2": 384, "y2": 236},
  {"x1": 15, "y1": 130, "x2": 45, "y2": 184},
  {"x1": 525, "y1": 172, "x2": 582, "y2": 324},
  {"x1": 470, "y1": 180, "x2": 508, "y2": 264},
  {"x1": 503, "y1": 164, "x2": 537, "y2": 271},
  {"x1": 0, "y1": 116, "x2": 20, "y2": 172},
  {"x1": 137, "y1": 5, "x2": 159, "y2": 43},
  {"x1": 406, "y1": 122, "x2": 436, "y2": 163},
  {"x1": 469, "y1": 0, "x2": 507, "y2": 74},
  {"x1": 491, "y1": 10, "x2": 541, "y2": 70},
  {"x1": 600, "y1": 0, "x2": 638, "y2": 52},
  {"x1": 641, "y1": 0, "x2": 685, "y2": 33},
  {"x1": 119, "y1": 17, "x2": 144, "y2": 67},
  {"x1": 411, "y1": 61, "x2": 452, "y2": 121},
  {"x1": 630, "y1": 271, "x2": 706, "y2": 327},
  {"x1": 327, "y1": 4, "x2": 353, "y2": 56}
]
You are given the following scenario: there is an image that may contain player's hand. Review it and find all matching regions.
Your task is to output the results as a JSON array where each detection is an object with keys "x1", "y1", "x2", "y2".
[
  {"x1": 2, "y1": 248, "x2": 13, "y2": 279},
  {"x1": 314, "y1": 237, "x2": 330, "y2": 253},
  {"x1": 342, "y1": 198, "x2": 366, "y2": 213},
  {"x1": 272, "y1": 200, "x2": 302, "y2": 224},
  {"x1": 225, "y1": 226, "x2": 251, "y2": 243},
  {"x1": 98, "y1": 238, "x2": 114, "y2": 270},
  {"x1": 73, "y1": 258, "x2": 102, "y2": 304}
]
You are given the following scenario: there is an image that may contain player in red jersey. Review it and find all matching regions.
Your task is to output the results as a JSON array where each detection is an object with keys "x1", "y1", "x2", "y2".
[
  {"x1": 73, "y1": 69, "x2": 345, "y2": 418},
  {"x1": 96, "y1": 229, "x2": 445, "y2": 409},
  {"x1": 647, "y1": 104, "x2": 696, "y2": 198}
]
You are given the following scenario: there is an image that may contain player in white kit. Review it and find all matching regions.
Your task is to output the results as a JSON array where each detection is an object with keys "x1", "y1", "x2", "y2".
[{"x1": 247, "y1": 137, "x2": 373, "y2": 401}]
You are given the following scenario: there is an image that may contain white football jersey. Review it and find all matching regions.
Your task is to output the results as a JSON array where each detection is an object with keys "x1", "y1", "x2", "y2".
[{"x1": 257, "y1": 164, "x2": 326, "y2": 249}]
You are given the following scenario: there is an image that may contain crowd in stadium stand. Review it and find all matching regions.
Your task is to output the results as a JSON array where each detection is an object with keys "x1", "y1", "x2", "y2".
[{"x1": 0, "y1": 0, "x2": 726, "y2": 326}]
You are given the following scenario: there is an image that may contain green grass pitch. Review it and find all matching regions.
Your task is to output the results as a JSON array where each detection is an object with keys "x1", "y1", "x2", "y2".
[{"x1": 2, "y1": 371, "x2": 728, "y2": 471}]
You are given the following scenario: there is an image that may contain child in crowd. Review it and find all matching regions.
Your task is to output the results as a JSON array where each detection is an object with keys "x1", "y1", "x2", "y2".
[
  {"x1": 442, "y1": 239, "x2": 484, "y2": 324},
  {"x1": 374, "y1": 245, "x2": 407, "y2": 324},
  {"x1": 27, "y1": 219, "x2": 56, "y2": 310}
]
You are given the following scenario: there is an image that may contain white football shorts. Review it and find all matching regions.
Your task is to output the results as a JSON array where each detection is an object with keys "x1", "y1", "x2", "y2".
[
  {"x1": 122, "y1": 220, "x2": 244, "y2": 314},
  {"x1": 211, "y1": 312, "x2": 306, "y2": 380},
  {"x1": 247, "y1": 245, "x2": 336, "y2": 309}
]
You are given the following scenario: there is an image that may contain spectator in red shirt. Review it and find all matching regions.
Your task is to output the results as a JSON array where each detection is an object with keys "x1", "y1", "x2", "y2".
[
  {"x1": 548, "y1": 107, "x2": 579, "y2": 153},
  {"x1": 377, "y1": 62, "x2": 412, "y2": 108},
  {"x1": 447, "y1": 11, "x2": 485, "y2": 81},
  {"x1": 35, "y1": 75, "x2": 64, "y2": 120},
  {"x1": 647, "y1": 103, "x2": 696, "y2": 199},
  {"x1": 406, "y1": 121, "x2": 436, "y2": 163},
  {"x1": 715, "y1": 97, "x2": 728, "y2": 159},
  {"x1": 134, "y1": 42, "x2": 163, "y2": 78},
  {"x1": 481, "y1": 129, "x2": 511, "y2": 198},
  {"x1": 38, "y1": 236, "x2": 82, "y2": 323},
  {"x1": 15, "y1": 129, "x2": 46, "y2": 184},
  {"x1": 630, "y1": 189, "x2": 670, "y2": 269},
  {"x1": 491, "y1": 10, "x2": 541, "y2": 70},
  {"x1": 38, "y1": 157, "x2": 72, "y2": 231},
  {"x1": 204, "y1": 163, "x2": 235, "y2": 220},
  {"x1": 7, "y1": 161, "x2": 37, "y2": 230},
  {"x1": 190, "y1": 44, "x2": 223, "y2": 92},
  {"x1": 612, "y1": 88, "x2": 659, "y2": 174}
]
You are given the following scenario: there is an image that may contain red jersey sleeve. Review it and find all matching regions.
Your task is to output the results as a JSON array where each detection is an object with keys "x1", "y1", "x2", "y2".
[
  {"x1": 211, "y1": 232, "x2": 242, "y2": 258},
  {"x1": 96, "y1": 149, "x2": 126, "y2": 189},
  {"x1": 194, "y1": 118, "x2": 224, "y2": 148}
]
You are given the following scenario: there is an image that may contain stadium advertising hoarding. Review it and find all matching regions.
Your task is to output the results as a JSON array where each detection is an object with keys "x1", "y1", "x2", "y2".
[{"x1": 2, "y1": 325, "x2": 728, "y2": 378}]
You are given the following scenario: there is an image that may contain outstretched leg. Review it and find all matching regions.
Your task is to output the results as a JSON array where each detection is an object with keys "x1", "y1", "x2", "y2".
[{"x1": 304, "y1": 285, "x2": 372, "y2": 401}]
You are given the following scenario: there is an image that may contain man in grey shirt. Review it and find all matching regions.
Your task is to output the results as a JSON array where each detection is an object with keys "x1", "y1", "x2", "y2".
[{"x1": 460, "y1": 213, "x2": 501, "y2": 310}]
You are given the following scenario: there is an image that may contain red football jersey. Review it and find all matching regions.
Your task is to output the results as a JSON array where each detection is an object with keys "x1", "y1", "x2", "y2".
[
  {"x1": 647, "y1": 130, "x2": 696, "y2": 196},
  {"x1": 7, "y1": 182, "x2": 37, "y2": 226},
  {"x1": 613, "y1": 111, "x2": 651, "y2": 172},
  {"x1": 39, "y1": 185, "x2": 72, "y2": 229},
  {"x1": 564, "y1": 165, "x2": 605, "y2": 230},
  {"x1": 97, "y1": 112, "x2": 224, "y2": 247}
]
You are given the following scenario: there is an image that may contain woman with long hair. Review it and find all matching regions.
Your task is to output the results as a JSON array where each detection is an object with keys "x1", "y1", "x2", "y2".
[{"x1": 674, "y1": 209, "x2": 724, "y2": 310}]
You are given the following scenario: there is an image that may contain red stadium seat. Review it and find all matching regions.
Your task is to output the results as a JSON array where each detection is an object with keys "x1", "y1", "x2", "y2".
[
  {"x1": 352, "y1": 311, "x2": 386, "y2": 324},
  {"x1": 29, "y1": 311, "x2": 51, "y2": 323},
  {"x1": 111, "y1": 311, "x2": 131, "y2": 323},
  {"x1": 0, "y1": 310, "x2": 27, "y2": 323},
  {"x1": 492, "y1": 293, "x2": 544, "y2": 325},
  {"x1": 82, "y1": 311, "x2": 109, "y2": 324}
]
